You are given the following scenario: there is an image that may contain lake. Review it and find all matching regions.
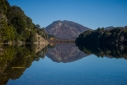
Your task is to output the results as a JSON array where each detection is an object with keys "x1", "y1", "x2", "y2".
[{"x1": 1, "y1": 44, "x2": 127, "y2": 85}]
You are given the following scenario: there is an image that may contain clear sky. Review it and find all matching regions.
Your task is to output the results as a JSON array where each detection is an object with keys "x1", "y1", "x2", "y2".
[{"x1": 8, "y1": 0, "x2": 127, "y2": 29}]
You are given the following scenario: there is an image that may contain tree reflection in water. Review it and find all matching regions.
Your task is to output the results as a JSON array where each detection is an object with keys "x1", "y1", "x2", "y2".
[
  {"x1": 0, "y1": 45, "x2": 48, "y2": 85},
  {"x1": 76, "y1": 43, "x2": 127, "y2": 59},
  {"x1": 1, "y1": 43, "x2": 127, "y2": 85}
]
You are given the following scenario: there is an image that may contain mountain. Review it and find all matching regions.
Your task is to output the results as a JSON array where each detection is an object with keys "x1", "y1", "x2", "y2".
[
  {"x1": 104, "y1": 26, "x2": 127, "y2": 30},
  {"x1": 104, "y1": 26, "x2": 115, "y2": 30},
  {"x1": 46, "y1": 44, "x2": 88, "y2": 63},
  {"x1": 46, "y1": 20, "x2": 91, "y2": 40}
]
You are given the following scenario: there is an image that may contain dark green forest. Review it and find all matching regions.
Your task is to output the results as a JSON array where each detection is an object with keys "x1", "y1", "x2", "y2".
[
  {"x1": 0, "y1": 0, "x2": 48, "y2": 43},
  {"x1": 76, "y1": 27, "x2": 127, "y2": 58}
]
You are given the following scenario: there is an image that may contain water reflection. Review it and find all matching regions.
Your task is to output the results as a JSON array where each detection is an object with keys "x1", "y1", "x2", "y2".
[
  {"x1": 77, "y1": 44, "x2": 127, "y2": 60},
  {"x1": 46, "y1": 44, "x2": 88, "y2": 63},
  {"x1": 0, "y1": 45, "x2": 48, "y2": 85},
  {"x1": 0, "y1": 43, "x2": 127, "y2": 85}
]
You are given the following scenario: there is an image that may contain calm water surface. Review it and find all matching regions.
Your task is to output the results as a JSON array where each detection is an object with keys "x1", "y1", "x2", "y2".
[{"x1": 3, "y1": 44, "x2": 127, "y2": 85}]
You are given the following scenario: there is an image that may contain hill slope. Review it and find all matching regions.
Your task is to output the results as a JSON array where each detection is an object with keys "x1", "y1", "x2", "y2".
[
  {"x1": 0, "y1": 0, "x2": 48, "y2": 43},
  {"x1": 46, "y1": 20, "x2": 91, "y2": 40}
]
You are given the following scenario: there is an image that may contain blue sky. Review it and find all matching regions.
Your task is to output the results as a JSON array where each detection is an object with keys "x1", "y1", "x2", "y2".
[{"x1": 8, "y1": 0, "x2": 127, "y2": 29}]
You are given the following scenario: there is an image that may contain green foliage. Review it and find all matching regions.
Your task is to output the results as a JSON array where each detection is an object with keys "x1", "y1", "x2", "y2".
[
  {"x1": 0, "y1": 0, "x2": 48, "y2": 43},
  {"x1": 3, "y1": 25, "x2": 15, "y2": 41},
  {"x1": 25, "y1": 16, "x2": 34, "y2": 29},
  {"x1": 0, "y1": 0, "x2": 8, "y2": 14},
  {"x1": 25, "y1": 30, "x2": 36, "y2": 43},
  {"x1": 7, "y1": 6, "x2": 27, "y2": 40},
  {"x1": 36, "y1": 27, "x2": 48, "y2": 40},
  {"x1": 0, "y1": 14, "x2": 16, "y2": 42},
  {"x1": 76, "y1": 27, "x2": 127, "y2": 47},
  {"x1": 76, "y1": 27, "x2": 127, "y2": 59}
]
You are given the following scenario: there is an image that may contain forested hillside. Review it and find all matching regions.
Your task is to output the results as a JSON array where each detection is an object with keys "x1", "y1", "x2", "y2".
[
  {"x1": 0, "y1": 0, "x2": 48, "y2": 43},
  {"x1": 76, "y1": 27, "x2": 127, "y2": 47},
  {"x1": 76, "y1": 27, "x2": 127, "y2": 58}
]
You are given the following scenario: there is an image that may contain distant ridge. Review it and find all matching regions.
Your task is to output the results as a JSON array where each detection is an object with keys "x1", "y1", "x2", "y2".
[
  {"x1": 104, "y1": 26, "x2": 127, "y2": 30},
  {"x1": 46, "y1": 20, "x2": 91, "y2": 40},
  {"x1": 104, "y1": 26, "x2": 115, "y2": 30}
]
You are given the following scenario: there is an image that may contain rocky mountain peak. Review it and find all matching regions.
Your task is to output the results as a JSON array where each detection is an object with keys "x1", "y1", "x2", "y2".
[{"x1": 46, "y1": 20, "x2": 91, "y2": 40}]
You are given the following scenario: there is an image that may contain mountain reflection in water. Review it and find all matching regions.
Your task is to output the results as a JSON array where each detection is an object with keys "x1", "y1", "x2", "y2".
[
  {"x1": 46, "y1": 44, "x2": 88, "y2": 63},
  {"x1": 0, "y1": 43, "x2": 127, "y2": 85}
]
